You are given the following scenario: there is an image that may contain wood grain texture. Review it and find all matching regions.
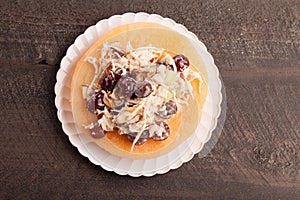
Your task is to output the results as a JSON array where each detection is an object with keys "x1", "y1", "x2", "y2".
[{"x1": 0, "y1": 0, "x2": 299, "y2": 199}]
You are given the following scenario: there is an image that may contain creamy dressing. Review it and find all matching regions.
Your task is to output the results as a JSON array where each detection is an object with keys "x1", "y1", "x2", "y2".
[{"x1": 82, "y1": 42, "x2": 202, "y2": 151}]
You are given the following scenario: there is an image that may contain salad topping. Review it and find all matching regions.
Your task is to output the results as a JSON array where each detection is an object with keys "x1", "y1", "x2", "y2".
[{"x1": 82, "y1": 42, "x2": 202, "y2": 151}]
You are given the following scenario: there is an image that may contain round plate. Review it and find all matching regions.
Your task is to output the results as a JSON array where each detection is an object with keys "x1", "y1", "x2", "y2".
[{"x1": 54, "y1": 12, "x2": 222, "y2": 177}]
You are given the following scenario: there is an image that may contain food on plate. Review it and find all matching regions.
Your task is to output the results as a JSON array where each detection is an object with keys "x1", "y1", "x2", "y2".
[{"x1": 71, "y1": 24, "x2": 207, "y2": 159}]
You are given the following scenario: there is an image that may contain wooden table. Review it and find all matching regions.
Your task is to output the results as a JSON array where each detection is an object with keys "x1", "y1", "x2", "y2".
[{"x1": 1, "y1": 0, "x2": 299, "y2": 199}]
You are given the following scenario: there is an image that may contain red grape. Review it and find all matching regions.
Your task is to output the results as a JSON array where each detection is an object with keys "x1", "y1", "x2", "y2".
[
  {"x1": 115, "y1": 75, "x2": 136, "y2": 98},
  {"x1": 157, "y1": 100, "x2": 178, "y2": 119},
  {"x1": 88, "y1": 121, "x2": 106, "y2": 138},
  {"x1": 134, "y1": 81, "x2": 153, "y2": 98},
  {"x1": 86, "y1": 92, "x2": 105, "y2": 114},
  {"x1": 114, "y1": 68, "x2": 124, "y2": 81},
  {"x1": 152, "y1": 122, "x2": 170, "y2": 141},
  {"x1": 173, "y1": 54, "x2": 190, "y2": 72},
  {"x1": 100, "y1": 73, "x2": 116, "y2": 92}
]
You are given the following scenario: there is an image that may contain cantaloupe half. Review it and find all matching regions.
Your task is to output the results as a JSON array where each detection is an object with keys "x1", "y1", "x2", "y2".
[{"x1": 71, "y1": 23, "x2": 207, "y2": 159}]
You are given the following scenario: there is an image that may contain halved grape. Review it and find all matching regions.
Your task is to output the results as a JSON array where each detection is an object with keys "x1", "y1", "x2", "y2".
[
  {"x1": 152, "y1": 122, "x2": 170, "y2": 141},
  {"x1": 173, "y1": 54, "x2": 190, "y2": 72},
  {"x1": 101, "y1": 76, "x2": 116, "y2": 92},
  {"x1": 86, "y1": 92, "x2": 105, "y2": 114},
  {"x1": 157, "y1": 100, "x2": 178, "y2": 119},
  {"x1": 88, "y1": 121, "x2": 106, "y2": 139},
  {"x1": 165, "y1": 100, "x2": 177, "y2": 115},
  {"x1": 134, "y1": 81, "x2": 153, "y2": 98},
  {"x1": 115, "y1": 75, "x2": 136, "y2": 98}
]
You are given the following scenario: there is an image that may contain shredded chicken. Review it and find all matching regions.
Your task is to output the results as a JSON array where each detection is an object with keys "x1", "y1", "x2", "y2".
[{"x1": 82, "y1": 42, "x2": 202, "y2": 151}]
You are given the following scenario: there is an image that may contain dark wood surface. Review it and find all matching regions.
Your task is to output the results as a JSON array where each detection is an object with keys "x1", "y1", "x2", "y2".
[{"x1": 1, "y1": 0, "x2": 299, "y2": 199}]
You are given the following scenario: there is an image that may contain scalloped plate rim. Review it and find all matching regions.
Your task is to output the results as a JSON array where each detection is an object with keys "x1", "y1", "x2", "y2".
[{"x1": 54, "y1": 12, "x2": 222, "y2": 177}]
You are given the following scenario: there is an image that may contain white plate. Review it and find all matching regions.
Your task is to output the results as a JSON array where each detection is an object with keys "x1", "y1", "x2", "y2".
[{"x1": 55, "y1": 12, "x2": 222, "y2": 177}]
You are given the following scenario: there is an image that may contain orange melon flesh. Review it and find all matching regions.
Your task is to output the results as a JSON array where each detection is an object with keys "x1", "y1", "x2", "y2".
[{"x1": 71, "y1": 22, "x2": 207, "y2": 159}]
